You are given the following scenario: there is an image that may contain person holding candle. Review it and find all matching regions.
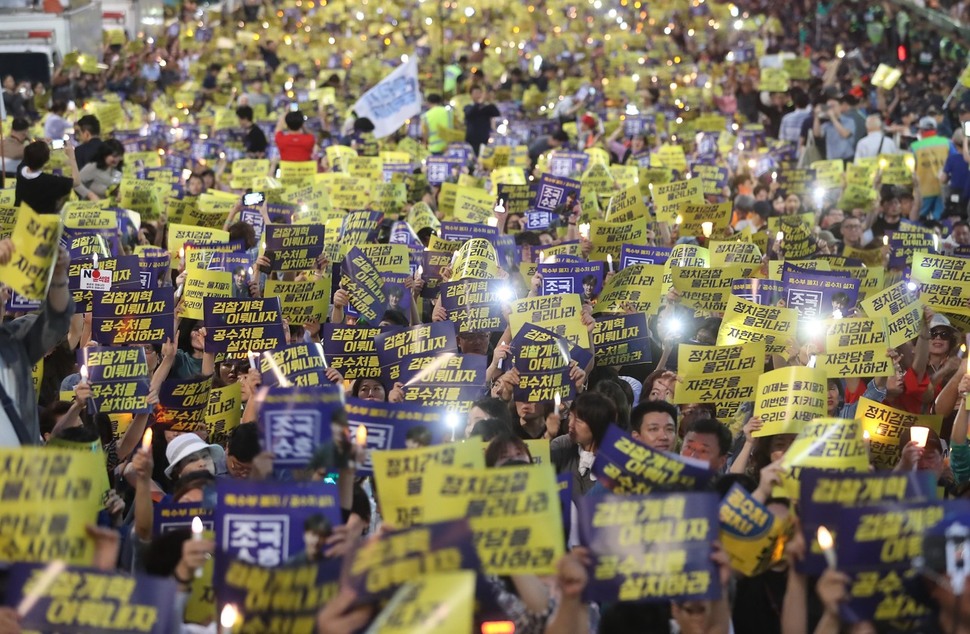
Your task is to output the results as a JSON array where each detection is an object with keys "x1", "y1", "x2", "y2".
[{"x1": 899, "y1": 309, "x2": 962, "y2": 415}]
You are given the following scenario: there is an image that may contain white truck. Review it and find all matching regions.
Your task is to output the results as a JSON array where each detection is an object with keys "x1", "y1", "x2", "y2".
[
  {"x1": 102, "y1": 0, "x2": 164, "y2": 42},
  {"x1": 0, "y1": 0, "x2": 102, "y2": 85}
]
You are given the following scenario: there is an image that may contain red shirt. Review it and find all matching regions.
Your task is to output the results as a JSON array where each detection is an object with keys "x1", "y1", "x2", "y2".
[{"x1": 275, "y1": 131, "x2": 315, "y2": 162}]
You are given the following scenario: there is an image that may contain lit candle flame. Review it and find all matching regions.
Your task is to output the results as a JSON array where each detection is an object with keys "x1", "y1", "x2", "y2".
[
  {"x1": 92, "y1": 253, "x2": 99, "y2": 270},
  {"x1": 863, "y1": 430, "x2": 871, "y2": 441},
  {"x1": 882, "y1": 235, "x2": 889, "y2": 247},
  {"x1": 355, "y1": 425, "x2": 367, "y2": 446},
  {"x1": 816, "y1": 526, "x2": 837, "y2": 569},
  {"x1": 141, "y1": 427, "x2": 153, "y2": 452},
  {"x1": 910, "y1": 426, "x2": 930, "y2": 448},
  {"x1": 701, "y1": 222, "x2": 713, "y2": 238},
  {"x1": 191, "y1": 516, "x2": 204, "y2": 539},
  {"x1": 79, "y1": 365, "x2": 88, "y2": 382},
  {"x1": 220, "y1": 604, "x2": 238, "y2": 629},
  {"x1": 776, "y1": 231, "x2": 784, "y2": 242}
]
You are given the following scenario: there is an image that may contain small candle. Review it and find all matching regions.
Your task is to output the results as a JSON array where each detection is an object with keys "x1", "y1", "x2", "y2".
[
  {"x1": 191, "y1": 516, "x2": 203, "y2": 540},
  {"x1": 807, "y1": 354, "x2": 817, "y2": 368},
  {"x1": 247, "y1": 266, "x2": 253, "y2": 279},
  {"x1": 355, "y1": 424, "x2": 367, "y2": 447},
  {"x1": 178, "y1": 247, "x2": 185, "y2": 261},
  {"x1": 701, "y1": 222, "x2": 713, "y2": 238},
  {"x1": 933, "y1": 234, "x2": 940, "y2": 252},
  {"x1": 220, "y1": 604, "x2": 238, "y2": 634},
  {"x1": 910, "y1": 426, "x2": 930, "y2": 448},
  {"x1": 191, "y1": 516, "x2": 205, "y2": 577},
  {"x1": 578, "y1": 223, "x2": 590, "y2": 239},
  {"x1": 92, "y1": 253, "x2": 99, "y2": 270},
  {"x1": 863, "y1": 429, "x2": 871, "y2": 460},
  {"x1": 247, "y1": 350, "x2": 258, "y2": 370},
  {"x1": 416, "y1": 265, "x2": 423, "y2": 279},
  {"x1": 538, "y1": 250, "x2": 545, "y2": 264},
  {"x1": 141, "y1": 427, "x2": 153, "y2": 452},
  {"x1": 79, "y1": 365, "x2": 88, "y2": 383},
  {"x1": 607, "y1": 254, "x2": 614, "y2": 273},
  {"x1": 776, "y1": 231, "x2": 784, "y2": 242},
  {"x1": 960, "y1": 344, "x2": 967, "y2": 359},
  {"x1": 675, "y1": 214, "x2": 683, "y2": 225},
  {"x1": 816, "y1": 526, "x2": 837, "y2": 569},
  {"x1": 882, "y1": 235, "x2": 889, "y2": 247},
  {"x1": 494, "y1": 198, "x2": 506, "y2": 214},
  {"x1": 554, "y1": 392, "x2": 561, "y2": 414}
]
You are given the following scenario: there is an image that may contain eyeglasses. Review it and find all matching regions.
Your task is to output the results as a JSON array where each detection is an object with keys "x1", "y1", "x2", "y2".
[{"x1": 930, "y1": 329, "x2": 952, "y2": 340}]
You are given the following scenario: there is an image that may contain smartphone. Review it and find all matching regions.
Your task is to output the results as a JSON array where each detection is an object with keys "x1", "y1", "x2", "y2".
[
  {"x1": 289, "y1": 102, "x2": 300, "y2": 112},
  {"x1": 51, "y1": 139, "x2": 65, "y2": 150},
  {"x1": 243, "y1": 191, "x2": 264, "y2": 206},
  {"x1": 963, "y1": 120, "x2": 970, "y2": 137}
]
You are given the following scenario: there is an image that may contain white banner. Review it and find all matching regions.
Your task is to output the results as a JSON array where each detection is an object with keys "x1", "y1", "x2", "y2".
[{"x1": 351, "y1": 56, "x2": 422, "y2": 139}]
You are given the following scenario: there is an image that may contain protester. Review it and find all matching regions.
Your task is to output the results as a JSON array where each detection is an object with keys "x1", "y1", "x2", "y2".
[{"x1": 6, "y1": 2, "x2": 970, "y2": 632}]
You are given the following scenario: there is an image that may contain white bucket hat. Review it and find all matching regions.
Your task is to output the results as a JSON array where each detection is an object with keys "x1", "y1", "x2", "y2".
[{"x1": 164, "y1": 433, "x2": 226, "y2": 479}]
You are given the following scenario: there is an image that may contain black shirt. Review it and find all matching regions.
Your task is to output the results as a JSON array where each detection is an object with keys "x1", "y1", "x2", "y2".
[
  {"x1": 75, "y1": 138, "x2": 104, "y2": 171},
  {"x1": 464, "y1": 102, "x2": 501, "y2": 155},
  {"x1": 15, "y1": 167, "x2": 74, "y2": 214},
  {"x1": 243, "y1": 125, "x2": 268, "y2": 155}
]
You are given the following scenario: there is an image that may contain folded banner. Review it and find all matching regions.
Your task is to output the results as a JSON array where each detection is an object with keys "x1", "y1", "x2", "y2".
[
  {"x1": 6, "y1": 564, "x2": 178, "y2": 634},
  {"x1": 421, "y1": 463, "x2": 565, "y2": 575},
  {"x1": 351, "y1": 55, "x2": 422, "y2": 139},
  {"x1": 0, "y1": 447, "x2": 104, "y2": 564},
  {"x1": 257, "y1": 384, "x2": 343, "y2": 471},
  {"x1": 578, "y1": 491, "x2": 722, "y2": 603},
  {"x1": 78, "y1": 346, "x2": 151, "y2": 414},
  {"x1": 593, "y1": 425, "x2": 713, "y2": 494},
  {"x1": 203, "y1": 296, "x2": 286, "y2": 356},
  {"x1": 91, "y1": 288, "x2": 175, "y2": 346}
]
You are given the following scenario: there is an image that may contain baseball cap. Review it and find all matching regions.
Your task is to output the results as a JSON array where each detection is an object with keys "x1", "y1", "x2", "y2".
[{"x1": 918, "y1": 116, "x2": 938, "y2": 130}]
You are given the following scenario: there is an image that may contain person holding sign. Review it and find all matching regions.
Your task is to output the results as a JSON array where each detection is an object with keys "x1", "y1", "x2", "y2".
[
  {"x1": 551, "y1": 392, "x2": 617, "y2": 501},
  {"x1": 15, "y1": 141, "x2": 96, "y2": 213},
  {"x1": 0, "y1": 242, "x2": 72, "y2": 446}
]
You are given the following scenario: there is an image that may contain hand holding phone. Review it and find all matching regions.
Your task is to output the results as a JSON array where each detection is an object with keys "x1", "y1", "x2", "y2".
[{"x1": 51, "y1": 139, "x2": 65, "y2": 150}]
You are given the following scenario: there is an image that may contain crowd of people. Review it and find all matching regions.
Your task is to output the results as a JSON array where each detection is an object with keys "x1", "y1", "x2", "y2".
[{"x1": 4, "y1": 0, "x2": 970, "y2": 632}]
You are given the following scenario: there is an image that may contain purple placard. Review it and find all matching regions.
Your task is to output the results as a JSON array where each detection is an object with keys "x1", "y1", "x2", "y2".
[{"x1": 578, "y1": 491, "x2": 722, "y2": 603}]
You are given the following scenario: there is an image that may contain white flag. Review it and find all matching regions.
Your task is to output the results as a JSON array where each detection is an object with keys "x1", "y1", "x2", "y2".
[{"x1": 351, "y1": 56, "x2": 422, "y2": 139}]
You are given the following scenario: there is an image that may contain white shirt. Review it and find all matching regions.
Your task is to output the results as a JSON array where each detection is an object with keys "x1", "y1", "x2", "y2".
[{"x1": 855, "y1": 131, "x2": 899, "y2": 162}]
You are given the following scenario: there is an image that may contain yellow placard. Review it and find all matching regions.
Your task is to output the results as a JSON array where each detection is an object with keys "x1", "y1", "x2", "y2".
[
  {"x1": 0, "y1": 205, "x2": 62, "y2": 299},
  {"x1": 181, "y1": 269, "x2": 232, "y2": 320},
  {"x1": 754, "y1": 366, "x2": 828, "y2": 436},
  {"x1": 372, "y1": 442, "x2": 484, "y2": 530},
  {"x1": 0, "y1": 447, "x2": 104, "y2": 564},
  {"x1": 857, "y1": 397, "x2": 942, "y2": 470},
  {"x1": 777, "y1": 418, "x2": 869, "y2": 500}
]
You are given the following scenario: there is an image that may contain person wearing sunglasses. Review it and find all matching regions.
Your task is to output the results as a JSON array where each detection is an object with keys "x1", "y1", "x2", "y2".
[{"x1": 898, "y1": 308, "x2": 962, "y2": 415}]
